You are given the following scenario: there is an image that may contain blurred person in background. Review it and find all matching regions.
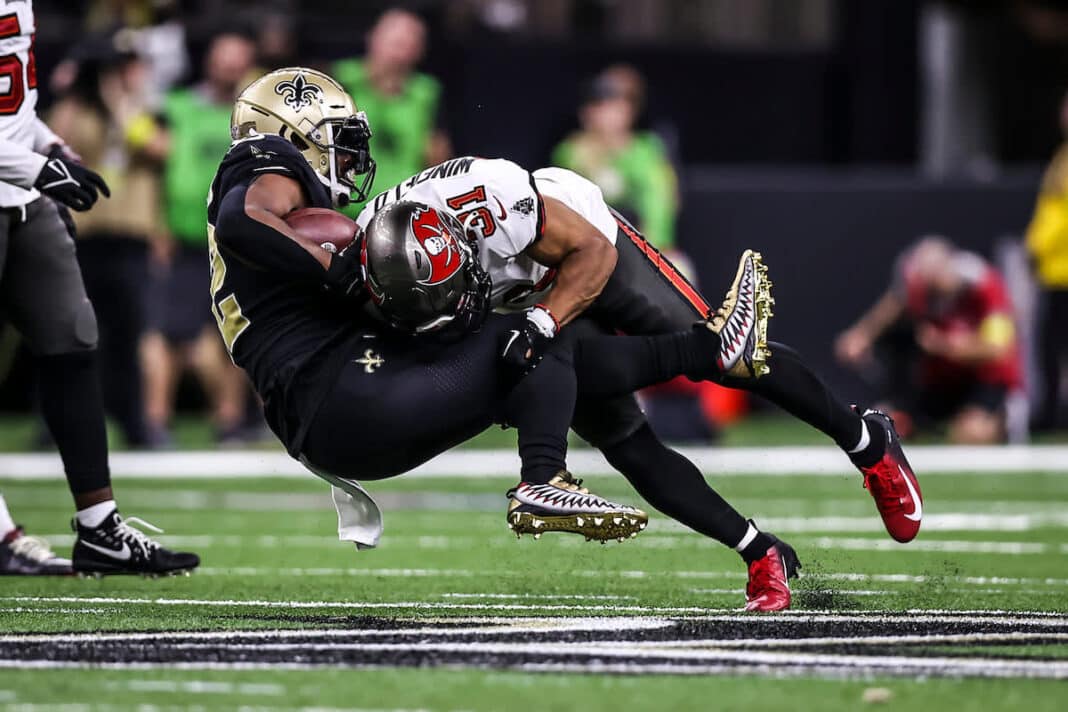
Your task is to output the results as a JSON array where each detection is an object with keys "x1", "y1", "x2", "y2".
[
  {"x1": 254, "y1": 13, "x2": 298, "y2": 72},
  {"x1": 47, "y1": 33, "x2": 169, "y2": 448},
  {"x1": 552, "y1": 65, "x2": 678, "y2": 251},
  {"x1": 332, "y1": 8, "x2": 451, "y2": 214},
  {"x1": 836, "y1": 237, "x2": 1025, "y2": 444},
  {"x1": 552, "y1": 64, "x2": 719, "y2": 442},
  {"x1": 58, "y1": 1, "x2": 188, "y2": 107},
  {"x1": 142, "y1": 30, "x2": 256, "y2": 446},
  {"x1": 1024, "y1": 89, "x2": 1068, "y2": 431}
]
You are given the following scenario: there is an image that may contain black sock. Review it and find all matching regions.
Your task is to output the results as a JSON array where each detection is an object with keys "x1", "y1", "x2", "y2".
[
  {"x1": 504, "y1": 351, "x2": 576, "y2": 485},
  {"x1": 601, "y1": 423, "x2": 749, "y2": 547},
  {"x1": 717, "y1": 341, "x2": 864, "y2": 451},
  {"x1": 35, "y1": 350, "x2": 110, "y2": 495},
  {"x1": 739, "y1": 522, "x2": 776, "y2": 564},
  {"x1": 848, "y1": 412, "x2": 888, "y2": 468}
]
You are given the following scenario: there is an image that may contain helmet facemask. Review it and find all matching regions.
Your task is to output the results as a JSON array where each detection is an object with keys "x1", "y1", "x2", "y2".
[{"x1": 308, "y1": 112, "x2": 376, "y2": 207}]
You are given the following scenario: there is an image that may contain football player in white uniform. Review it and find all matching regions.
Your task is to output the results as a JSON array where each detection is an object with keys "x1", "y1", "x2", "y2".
[
  {"x1": 358, "y1": 158, "x2": 925, "y2": 612},
  {"x1": 0, "y1": 5, "x2": 198, "y2": 576}
]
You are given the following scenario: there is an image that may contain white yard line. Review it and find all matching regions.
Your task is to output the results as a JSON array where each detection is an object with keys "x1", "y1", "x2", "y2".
[
  {"x1": 106, "y1": 680, "x2": 285, "y2": 696},
  {"x1": 13, "y1": 565, "x2": 1057, "y2": 588},
  {"x1": 2, "y1": 597, "x2": 1066, "y2": 626},
  {"x1": 3, "y1": 445, "x2": 1068, "y2": 479}
]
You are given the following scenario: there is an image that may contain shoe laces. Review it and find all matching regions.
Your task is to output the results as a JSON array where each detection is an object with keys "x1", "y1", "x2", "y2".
[
  {"x1": 862, "y1": 461, "x2": 907, "y2": 511},
  {"x1": 551, "y1": 471, "x2": 588, "y2": 494},
  {"x1": 10, "y1": 534, "x2": 59, "y2": 563},
  {"x1": 113, "y1": 515, "x2": 164, "y2": 553}
]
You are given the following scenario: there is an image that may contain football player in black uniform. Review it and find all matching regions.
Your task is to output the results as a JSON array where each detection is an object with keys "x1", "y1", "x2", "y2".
[{"x1": 209, "y1": 68, "x2": 804, "y2": 610}]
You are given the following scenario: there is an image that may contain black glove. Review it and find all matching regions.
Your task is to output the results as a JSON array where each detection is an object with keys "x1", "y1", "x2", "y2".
[
  {"x1": 324, "y1": 246, "x2": 364, "y2": 297},
  {"x1": 500, "y1": 305, "x2": 559, "y2": 375},
  {"x1": 33, "y1": 146, "x2": 110, "y2": 212}
]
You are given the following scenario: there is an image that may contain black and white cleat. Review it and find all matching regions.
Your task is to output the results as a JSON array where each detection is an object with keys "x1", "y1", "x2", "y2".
[{"x1": 506, "y1": 471, "x2": 648, "y2": 543}]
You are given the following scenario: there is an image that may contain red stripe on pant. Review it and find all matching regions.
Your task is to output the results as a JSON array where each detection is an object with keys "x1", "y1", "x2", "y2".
[{"x1": 615, "y1": 218, "x2": 711, "y2": 318}]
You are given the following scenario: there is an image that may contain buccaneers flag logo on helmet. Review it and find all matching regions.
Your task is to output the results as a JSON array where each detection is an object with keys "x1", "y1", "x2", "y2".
[{"x1": 411, "y1": 207, "x2": 465, "y2": 285}]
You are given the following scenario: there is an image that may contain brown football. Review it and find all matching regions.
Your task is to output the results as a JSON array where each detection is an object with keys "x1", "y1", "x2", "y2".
[{"x1": 284, "y1": 207, "x2": 358, "y2": 254}]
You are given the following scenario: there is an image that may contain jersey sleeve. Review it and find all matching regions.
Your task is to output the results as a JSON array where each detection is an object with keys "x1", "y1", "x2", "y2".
[
  {"x1": 475, "y1": 158, "x2": 545, "y2": 258},
  {"x1": 31, "y1": 118, "x2": 60, "y2": 154},
  {"x1": 209, "y1": 135, "x2": 331, "y2": 223},
  {"x1": 0, "y1": 135, "x2": 46, "y2": 190}
]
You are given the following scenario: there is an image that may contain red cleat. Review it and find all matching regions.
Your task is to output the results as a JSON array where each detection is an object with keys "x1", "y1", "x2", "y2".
[
  {"x1": 744, "y1": 536, "x2": 800, "y2": 612},
  {"x1": 855, "y1": 409, "x2": 923, "y2": 543}
]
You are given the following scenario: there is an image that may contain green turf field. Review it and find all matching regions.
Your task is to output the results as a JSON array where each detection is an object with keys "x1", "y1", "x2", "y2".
[{"x1": 1, "y1": 458, "x2": 1067, "y2": 710}]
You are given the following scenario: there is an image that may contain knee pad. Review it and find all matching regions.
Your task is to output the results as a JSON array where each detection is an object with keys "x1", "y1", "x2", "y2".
[{"x1": 35, "y1": 298, "x2": 98, "y2": 355}]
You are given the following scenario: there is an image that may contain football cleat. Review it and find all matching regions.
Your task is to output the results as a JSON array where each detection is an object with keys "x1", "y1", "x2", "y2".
[
  {"x1": 744, "y1": 535, "x2": 800, "y2": 612},
  {"x1": 72, "y1": 511, "x2": 200, "y2": 576},
  {"x1": 705, "y1": 249, "x2": 773, "y2": 378},
  {"x1": 506, "y1": 471, "x2": 648, "y2": 542},
  {"x1": 854, "y1": 408, "x2": 923, "y2": 543},
  {"x1": 0, "y1": 527, "x2": 73, "y2": 575}
]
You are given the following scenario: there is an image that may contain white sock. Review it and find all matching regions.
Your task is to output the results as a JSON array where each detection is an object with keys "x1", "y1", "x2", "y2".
[
  {"x1": 76, "y1": 500, "x2": 117, "y2": 529},
  {"x1": 0, "y1": 494, "x2": 15, "y2": 538},
  {"x1": 848, "y1": 420, "x2": 871, "y2": 454},
  {"x1": 734, "y1": 521, "x2": 759, "y2": 552}
]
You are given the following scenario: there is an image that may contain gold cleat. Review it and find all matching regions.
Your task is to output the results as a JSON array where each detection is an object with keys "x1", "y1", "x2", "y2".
[
  {"x1": 706, "y1": 249, "x2": 774, "y2": 379},
  {"x1": 506, "y1": 471, "x2": 648, "y2": 543}
]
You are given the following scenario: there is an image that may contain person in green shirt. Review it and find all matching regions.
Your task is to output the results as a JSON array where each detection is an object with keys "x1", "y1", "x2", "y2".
[
  {"x1": 142, "y1": 31, "x2": 257, "y2": 446},
  {"x1": 333, "y1": 8, "x2": 451, "y2": 216},
  {"x1": 555, "y1": 65, "x2": 719, "y2": 441},
  {"x1": 552, "y1": 65, "x2": 679, "y2": 251}
]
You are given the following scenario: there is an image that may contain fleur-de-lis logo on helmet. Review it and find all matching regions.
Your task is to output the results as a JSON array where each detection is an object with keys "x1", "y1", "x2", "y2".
[{"x1": 274, "y1": 73, "x2": 323, "y2": 111}]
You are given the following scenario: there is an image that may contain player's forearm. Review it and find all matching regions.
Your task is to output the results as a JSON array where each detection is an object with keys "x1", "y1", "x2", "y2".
[
  {"x1": 0, "y1": 136, "x2": 47, "y2": 190},
  {"x1": 215, "y1": 186, "x2": 329, "y2": 276},
  {"x1": 540, "y1": 237, "x2": 617, "y2": 326}
]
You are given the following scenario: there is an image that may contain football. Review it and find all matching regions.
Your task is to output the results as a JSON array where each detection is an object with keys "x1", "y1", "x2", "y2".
[{"x1": 284, "y1": 207, "x2": 359, "y2": 254}]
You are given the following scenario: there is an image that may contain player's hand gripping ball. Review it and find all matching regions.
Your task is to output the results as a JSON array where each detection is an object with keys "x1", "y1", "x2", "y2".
[{"x1": 285, "y1": 208, "x2": 364, "y2": 297}]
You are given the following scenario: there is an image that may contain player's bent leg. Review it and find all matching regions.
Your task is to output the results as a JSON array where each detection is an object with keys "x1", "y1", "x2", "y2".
[{"x1": 501, "y1": 324, "x2": 647, "y2": 542}]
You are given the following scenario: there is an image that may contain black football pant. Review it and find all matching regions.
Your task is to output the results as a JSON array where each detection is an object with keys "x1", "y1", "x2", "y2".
[
  {"x1": 299, "y1": 313, "x2": 720, "y2": 481},
  {"x1": 0, "y1": 198, "x2": 110, "y2": 496}
]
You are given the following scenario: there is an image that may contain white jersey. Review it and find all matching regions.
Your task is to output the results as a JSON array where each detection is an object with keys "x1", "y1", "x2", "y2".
[
  {"x1": 356, "y1": 158, "x2": 618, "y2": 310},
  {"x1": 0, "y1": 1, "x2": 56, "y2": 208}
]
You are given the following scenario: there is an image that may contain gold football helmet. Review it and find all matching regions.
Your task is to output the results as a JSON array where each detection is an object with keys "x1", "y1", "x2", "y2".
[{"x1": 231, "y1": 67, "x2": 376, "y2": 206}]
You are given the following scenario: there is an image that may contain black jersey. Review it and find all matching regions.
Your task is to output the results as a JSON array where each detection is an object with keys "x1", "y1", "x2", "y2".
[{"x1": 206, "y1": 135, "x2": 361, "y2": 454}]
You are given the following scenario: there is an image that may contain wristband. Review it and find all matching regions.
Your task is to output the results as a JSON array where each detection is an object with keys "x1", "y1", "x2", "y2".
[{"x1": 528, "y1": 304, "x2": 558, "y2": 338}]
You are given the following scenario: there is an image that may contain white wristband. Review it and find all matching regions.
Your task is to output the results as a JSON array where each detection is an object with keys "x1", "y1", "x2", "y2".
[{"x1": 527, "y1": 306, "x2": 558, "y2": 338}]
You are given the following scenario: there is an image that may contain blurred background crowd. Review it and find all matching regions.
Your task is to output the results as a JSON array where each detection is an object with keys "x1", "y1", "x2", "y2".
[{"x1": 5, "y1": 0, "x2": 1068, "y2": 449}]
